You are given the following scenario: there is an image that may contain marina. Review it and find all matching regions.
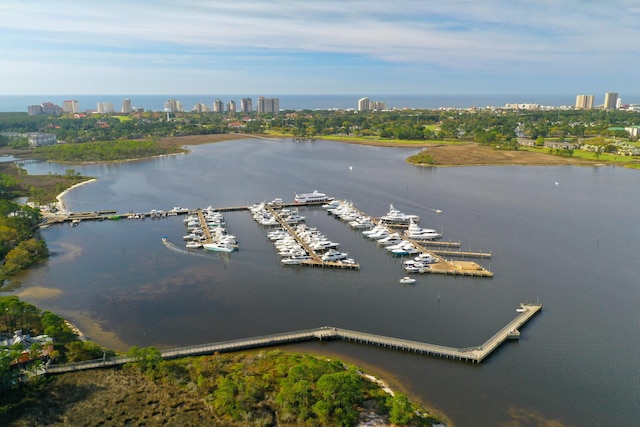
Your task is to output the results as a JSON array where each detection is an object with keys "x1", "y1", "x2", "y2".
[
  {"x1": 41, "y1": 195, "x2": 493, "y2": 275},
  {"x1": 17, "y1": 139, "x2": 640, "y2": 427}
]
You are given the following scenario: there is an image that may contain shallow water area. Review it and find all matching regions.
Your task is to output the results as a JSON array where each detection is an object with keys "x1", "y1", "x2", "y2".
[{"x1": 16, "y1": 138, "x2": 640, "y2": 427}]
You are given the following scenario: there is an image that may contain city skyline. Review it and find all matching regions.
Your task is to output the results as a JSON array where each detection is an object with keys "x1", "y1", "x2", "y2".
[{"x1": 1, "y1": 1, "x2": 638, "y2": 96}]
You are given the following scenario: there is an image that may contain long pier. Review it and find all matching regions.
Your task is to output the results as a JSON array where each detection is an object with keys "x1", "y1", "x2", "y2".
[{"x1": 44, "y1": 303, "x2": 541, "y2": 374}]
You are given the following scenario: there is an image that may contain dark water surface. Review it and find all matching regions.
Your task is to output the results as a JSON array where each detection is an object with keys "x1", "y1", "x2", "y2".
[{"x1": 18, "y1": 139, "x2": 640, "y2": 426}]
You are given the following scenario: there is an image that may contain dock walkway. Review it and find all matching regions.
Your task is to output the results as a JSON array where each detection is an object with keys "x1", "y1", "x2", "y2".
[{"x1": 45, "y1": 303, "x2": 541, "y2": 374}]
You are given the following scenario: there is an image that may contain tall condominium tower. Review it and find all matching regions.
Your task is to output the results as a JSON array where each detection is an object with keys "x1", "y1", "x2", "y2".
[
  {"x1": 241, "y1": 97, "x2": 252, "y2": 113},
  {"x1": 97, "y1": 102, "x2": 115, "y2": 113},
  {"x1": 164, "y1": 99, "x2": 182, "y2": 112},
  {"x1": 63, "y1": 100, "x2": 79, "y2": 113},
  {"x1": 228, "y1": 100, "x2": 236, "y2": 113},
  {"x1": 121, "y1": 98, "x2": 132, "y2": 114},
  {"x1": 257, "y1": 97, "x2": 279, "y2": 114},
  {"x1": 213, "y1": 99, "x2": 224, "y2": 113},
  {"x1": 358, "y1": 97, "x2": 370, "y2": 111},
  {"x1": 604, "y1": 92, "x2": 618, "y2": 110},
  {"x1": 575, "y1": 94, "x2": 594, "y2": 110}
]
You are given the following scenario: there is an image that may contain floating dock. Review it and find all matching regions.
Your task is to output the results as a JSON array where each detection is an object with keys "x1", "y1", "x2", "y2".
[
  {"x1": 264, "y1": 204, "x2": 360, "y2": 270},
  {"x1": 42, "y1": 199, "x2": 491, "y2": 275}
]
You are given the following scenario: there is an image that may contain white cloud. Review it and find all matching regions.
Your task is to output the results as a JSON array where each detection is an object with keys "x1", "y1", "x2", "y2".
[{"x1": 1, "y1": 1, "x2": 638, "y2": 94}]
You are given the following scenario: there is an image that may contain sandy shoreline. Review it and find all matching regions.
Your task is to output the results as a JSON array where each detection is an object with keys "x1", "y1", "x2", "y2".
[{"x1": 55, "y1": 178, "x2": 97, "y2": 212}]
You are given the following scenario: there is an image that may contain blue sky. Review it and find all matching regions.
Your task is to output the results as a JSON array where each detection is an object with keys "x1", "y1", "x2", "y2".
[{"x1": 1, "y1": 0, "x2": 638, "y2": 95}]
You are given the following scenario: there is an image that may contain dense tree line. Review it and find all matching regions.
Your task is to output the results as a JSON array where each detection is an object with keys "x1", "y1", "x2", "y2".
[
  {"x1": 124, "y1": 349, "x2": 437, "y2": 426},
  {"x1": 0, "y1": 197, "x2": 46, "y2": 285},
  {"x1": 32, "y1": 139, "x2": 183, "y2": 162},
  {"x1": 3, "y1": 108, "x2": 638, "y2": 148},
  {"x1": 0, "y1": 296, "x2": 114, "y2": 402}
]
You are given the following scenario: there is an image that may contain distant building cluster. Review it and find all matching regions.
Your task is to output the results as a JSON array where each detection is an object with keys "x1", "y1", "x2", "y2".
[
  {"x1": 357, "y1": 97, "x2": 387, "y2": 111},
  {"x1": 163, "y1": 96, "x2": 277, "y2": 114},
  {"x1": 501, "y1": 92, "x2": 627, "y2": 112},
  {"x1": 1, "y1": 131, "x2": 57, "y2": 147},
  {"x1": 575, "y1": 92, "x2": 621, "y2": 110},
  {"x1": 504, "y1": 103, "x2": 541, "y2": 110},
  {"x1": 27, "y1": 102, "x2": 63, "y2": 116}
]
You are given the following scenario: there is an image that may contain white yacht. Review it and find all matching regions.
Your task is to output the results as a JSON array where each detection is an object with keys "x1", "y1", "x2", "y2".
[
  {"x1": 281, "y1": 254, "x2": 313, "y2": 265},
  {"x1": 203, "y1": 242, "x2": 236, "y2": 253},
  {"x1": 321, "y1": 250, "x2": 349, "y2": 261},
  {"x1": 380, "y1": 204, "x2": 420, "y2": 225},
  {"x1": 294, "y1": 190, "x2": 333, "y2": 204},
  {"x1": 404, "y1": 219, "x2": 442, "y2": 240}
]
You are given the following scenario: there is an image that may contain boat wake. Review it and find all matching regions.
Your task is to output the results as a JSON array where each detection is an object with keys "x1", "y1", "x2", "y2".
[{"x1": 161, "y1": 237, "x2": 211, "y2": 258}]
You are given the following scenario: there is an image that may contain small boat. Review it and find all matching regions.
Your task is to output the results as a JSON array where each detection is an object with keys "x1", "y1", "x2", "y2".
[
  {"x1": 516, "y1": 307, "x2": 526, "y2": 313},
  {"x1": 202, "y1": 242, "x2": 236, "y2": 253},
  {"x1": 399, "y1": 276, "x2": 416, "y2": 284}
]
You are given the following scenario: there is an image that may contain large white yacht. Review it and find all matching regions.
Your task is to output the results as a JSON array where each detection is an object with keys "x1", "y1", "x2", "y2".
[
  {"x1": 294, "y1": 190, "x2": 333, "y2": 204},
  {"x1": 404, "y1": 219, "x2": 442, "y2": 240},
  {"x1": 321, "y1": 250, "x2": 349, "y2": 261},
  {"x1": 380, "y1": 204, "x2": 420, "y2": 225}
]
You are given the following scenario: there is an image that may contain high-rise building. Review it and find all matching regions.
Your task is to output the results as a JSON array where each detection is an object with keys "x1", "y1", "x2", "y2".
[
  {"x1": 241, "y1": 97, "x2": 252, "y2": 113},
  {"x1": 97, "y1": 102, "x2": 115, "y2": 113},
  {"x1": 27, "y1": 105, "x2": 43, "y2": 115},
  {"x1": 575, "y1": 95, "x2": 594, "y2": 110},
  {"x1": 604, "y1": 92, "x2": 618, "y2": 110},
  {"x1": 63, "y1": 100, "x2": 79, "y2": 113},
  {"x1": 371, "y1": 100, "x2": 387, "y2": 110},
  {"x1": 257, "y1": 97, "x2": 279, "y2": 114},
  {"x1": 358, "y1": 97, "x2": 370, "y2": 111},
  {"x1": 192, "y1": 103, "x2": 209, "y2": 113},
  {"x1": 213, "y1": 99, "x2": 224, "y2": 113},
  {"x1": 121, "y1": 98, "x2": 132, "y2": 114},
  {"x1": 41, "y1": 102, "x2": 63, "y2": 115},
  {"x1": 164, "y1": 99, "x2": 182, "y2": 112},
  {"x1": 228, "y1": 100, "x2": 236, "y2": 113}
]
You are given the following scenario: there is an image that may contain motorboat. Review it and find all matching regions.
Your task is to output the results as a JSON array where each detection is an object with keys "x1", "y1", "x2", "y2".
[
  {"x1": 202, "y1": 242, "x2": 236, "y2": 253},
  {"x1": 322, "y1": 200, "x2": 342, "y2": 209},
  {"x1": 281, "y1": 254, "x2": 313, "y2": 265},
  {"x1": 321, "y1": 250, "x2": 348, "y2": 261},
  {"x1": 294, "y1": 190, "x2": 333, "y2": 204},
  {"x1": 185, "y1": 241, "x2": 202, "y2": 249},
  {"x1": 376, "y1": 233, "x2": 402, "y2": 246},
  {"x1": 349, "y1": 217, "x2": 375, "y2": 229},
  {"x1": 399, "y1": 276, "x2": 416, "y2": 284}
]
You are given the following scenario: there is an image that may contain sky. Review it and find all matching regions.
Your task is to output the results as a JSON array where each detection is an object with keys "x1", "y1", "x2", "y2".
[{"x1": 1, "y1": 1, "x2": 638, "y2": 95}]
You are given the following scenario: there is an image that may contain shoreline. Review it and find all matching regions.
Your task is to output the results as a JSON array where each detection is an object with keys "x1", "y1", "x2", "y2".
[{"x1": 55, "y1": 178, "x2": 97, "y2": 212}]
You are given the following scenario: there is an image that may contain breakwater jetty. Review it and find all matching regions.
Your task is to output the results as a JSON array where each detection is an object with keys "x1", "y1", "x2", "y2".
[{"x1": 45, "y1": 303, "x2": 542, "y2": 374}]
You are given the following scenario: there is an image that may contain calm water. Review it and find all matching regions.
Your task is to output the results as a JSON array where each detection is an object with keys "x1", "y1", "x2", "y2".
[{"x1": 16, "y1": 140, "x2": 640, "y2": 426}]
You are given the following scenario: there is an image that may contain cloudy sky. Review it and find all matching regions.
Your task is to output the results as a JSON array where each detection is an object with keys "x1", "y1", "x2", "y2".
[{"x1": 1, "y1": 1, "x2": 637, "y2": 95}]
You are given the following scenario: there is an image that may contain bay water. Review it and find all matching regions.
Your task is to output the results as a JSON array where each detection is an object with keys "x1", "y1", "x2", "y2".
[{"x1": 16, "y1": 139, "x2": 640, "y2": 426}]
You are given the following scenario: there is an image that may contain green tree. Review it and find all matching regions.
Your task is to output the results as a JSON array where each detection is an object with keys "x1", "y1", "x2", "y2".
[
  {"x1": 388, "y1": 393, "x2": 414, "y2": 425},
  {"x1": 313, "y1": 369, "x2": 363, "y2": 426}
]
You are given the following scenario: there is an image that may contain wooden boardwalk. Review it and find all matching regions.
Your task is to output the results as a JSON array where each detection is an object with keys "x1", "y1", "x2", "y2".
[
  {"x1": 45, "y1": 303, "x2": 541, "y2": 374},
  {"x1": 195, "y1": 209, "x2": 214, "y2": 244}
]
